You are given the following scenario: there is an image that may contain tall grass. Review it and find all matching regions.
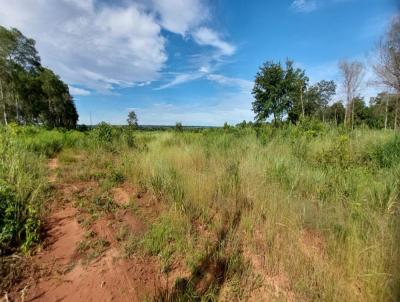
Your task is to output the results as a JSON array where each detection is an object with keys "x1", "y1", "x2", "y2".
[
  {"x1": 107, "y1": 126, "x2": 399, "y2": 301},
  {"x1": 0, "y1": 125, "x2": 86, "y2": 254},
  {"x1": 2, "y1": 123, "x2": 399, "y2": 301}
]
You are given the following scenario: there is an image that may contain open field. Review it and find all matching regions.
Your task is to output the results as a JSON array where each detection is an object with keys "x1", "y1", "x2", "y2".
[{"x1": 1, "y1": 123, "x2": 399, "y2": 301}]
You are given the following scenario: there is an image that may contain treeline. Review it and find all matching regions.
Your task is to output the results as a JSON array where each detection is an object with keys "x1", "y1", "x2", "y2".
[
  {"x1": 0, "y1": 26, "x2": 78, "y2": 128},
  {"x1": 252, "y1": 15, "x2": 400, "y2": 130}
]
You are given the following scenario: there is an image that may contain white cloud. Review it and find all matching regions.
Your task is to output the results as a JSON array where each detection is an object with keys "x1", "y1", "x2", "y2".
[
  {"x1": 151, "y1": 0, "x2": 208, "y2": 35},
  {"x1": 157, "y1": 71, "x2": 252, "y2": 92},
  {"x1": 0, "y1": 0, "x2": 236, "y2": 95},
  {"x1": 193, "y1": 27, "x2": 236, "y2": 56},
  {"x1": 69, "y1": 86, "x2": 91, "y2": 96},
  {"x1": 156, "y1": 73, "x2": 204, "y2": 90},
  {"x1": 291, "y1": 0, "x2": 318, "y2": 13},
  {"x1": 206, "y1": 74, "x2": 253, "y2": 93},
  {"x1": 0, "y1": 0, "x2": 167, "y2": 92}
]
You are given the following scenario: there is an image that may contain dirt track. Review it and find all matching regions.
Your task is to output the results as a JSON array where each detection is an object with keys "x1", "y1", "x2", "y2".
[{"x1": 10, "y1": 157, "x2": 173, "y2": 302}]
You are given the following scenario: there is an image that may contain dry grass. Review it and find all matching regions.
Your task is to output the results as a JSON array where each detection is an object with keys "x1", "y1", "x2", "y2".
[{"x1": 2, "y1": 124, "x2": 400, "y2": 301}]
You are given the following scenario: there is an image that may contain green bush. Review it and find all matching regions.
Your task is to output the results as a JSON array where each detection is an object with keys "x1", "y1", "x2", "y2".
[{"x1": 370, "y1": 135, "x2": 400, "y2": 168}]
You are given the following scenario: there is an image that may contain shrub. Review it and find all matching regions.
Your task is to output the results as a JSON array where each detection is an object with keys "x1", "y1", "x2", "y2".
[{"x1": 370, "y1": 135, "x2": 400, "y2": 168}]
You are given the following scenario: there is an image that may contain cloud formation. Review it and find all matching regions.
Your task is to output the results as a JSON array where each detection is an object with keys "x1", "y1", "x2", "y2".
[
  {"x1": 151, "y1": 0, "x2": 208, "y2": 35},
  {"x1": 0, "y1": 0, "x2": 232, "y2": 93},
  {"x1": 69, "y1": 86, "x2": 91, "y2": 96},
  {"x1": 193, "y1": 27, "x2": 236, "y2": 56}
]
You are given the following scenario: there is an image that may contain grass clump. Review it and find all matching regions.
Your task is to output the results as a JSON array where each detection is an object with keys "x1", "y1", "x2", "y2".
[{"x1": 0, "y1": 127, "x2": 46, "y2": 255}]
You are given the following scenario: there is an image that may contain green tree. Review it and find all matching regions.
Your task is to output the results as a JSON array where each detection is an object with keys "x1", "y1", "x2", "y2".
[
  {"x1": 369, "y1": 92, "x2": 398, "y2": 129},
  {"x1": 127, "y1": 110, "x2": 138, "y2": 128},
  {"x1": 0, "y1": 26, "x2": 40, "y2": 125},
  {"x1": 326, "y1": 102, "x2": 346, "y2": 125},
  {"x1": 175, "y1": 122, "x2": 183, "y2": 132},
  {"x1": 0, "y1": 26, "x2": 78, "y2": 128},
  {"x1": 373, "y1": 15, "x2": 400, "y2": 130},
  {"x1": 351, "y1": 97, "x2": 371, "y2": 126},
  {"x1": 316, "y1": 80, "x2": 336, "y2": 121},
  {"x1": 252, "y1": 60, "x2": 307, "y2": 125}
]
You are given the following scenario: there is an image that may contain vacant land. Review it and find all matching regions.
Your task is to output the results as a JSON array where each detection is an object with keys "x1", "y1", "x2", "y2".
[{"x1": 1, "y1": 123, "x2": 400, "y2": 301}]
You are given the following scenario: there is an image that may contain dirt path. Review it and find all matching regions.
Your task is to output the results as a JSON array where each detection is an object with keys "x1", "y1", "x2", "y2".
[{"x1": 11, "y1": 157, "x2": 167, "y2": 302}]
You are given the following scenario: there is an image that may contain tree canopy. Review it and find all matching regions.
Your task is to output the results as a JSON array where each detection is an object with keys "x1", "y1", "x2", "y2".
[
  {"x1": 0, "y1": 26, "x2": 78, "y2": 128},
  {"x1": 127, "y1": 110, "x2": 138, "y2": 128},
  {"x1": 252, "y1": 60, "x2": 308, "y2": 124},
  {"x1": 252, "y1": 60, "x2": 340, "y2": 125}
]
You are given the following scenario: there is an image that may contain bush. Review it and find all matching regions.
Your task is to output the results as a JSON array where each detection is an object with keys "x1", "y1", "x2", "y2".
[
  {"x1": 91, "y1": 122, "x2": 114, "y2": 144},
  {"x1": 370, "y1": 135, "x2": 400, "y2": 168}
]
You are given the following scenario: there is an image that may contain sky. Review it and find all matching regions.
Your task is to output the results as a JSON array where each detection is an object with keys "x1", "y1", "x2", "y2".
[{"x1": 0, "y1": 0, "x2": 398, "y2": 125}]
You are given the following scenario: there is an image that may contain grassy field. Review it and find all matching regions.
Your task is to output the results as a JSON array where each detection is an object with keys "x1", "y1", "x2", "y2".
[{"x1": 1, "y1": 123, "x2": 399, "y2": 301}]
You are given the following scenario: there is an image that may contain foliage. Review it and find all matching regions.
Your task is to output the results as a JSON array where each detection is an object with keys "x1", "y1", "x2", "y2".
[
  {"x1": 175, "y1": 122, "x2": 183, "y2": 132},
  {"x1": 0, "y1": 26, "x2": 78, "y2": 128},
  {"x1": 127, "y1": 110, "x2": 138, "y2": 128},
  {"x1": 252, "y1": 60, "x2": 307, "y2": 124}
]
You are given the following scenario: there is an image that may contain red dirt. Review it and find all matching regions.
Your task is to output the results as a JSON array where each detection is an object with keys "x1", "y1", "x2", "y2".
[
  {"x1": 11, "y1": 159, "x2": 168, "y2": 302},
  {"x1": 26, "y1": 248, "x2": 164, "y2": 302},
  {"x1": 112, "y1": 183, "x2": 136, "y2": 206}
]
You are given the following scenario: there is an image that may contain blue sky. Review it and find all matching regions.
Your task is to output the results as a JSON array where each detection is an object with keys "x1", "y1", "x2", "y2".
[{"x1": 0, "y1": 0, "x2": 398, "y2": 125}]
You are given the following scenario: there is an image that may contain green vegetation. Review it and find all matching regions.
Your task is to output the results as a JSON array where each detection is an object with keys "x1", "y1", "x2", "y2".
[
  {"x1": 0, "y1": 14, "x2": 399, "y2": 302},
  {"x1": 0, "y1": 125, "x2": 86, "y2": 254},
  {"x1": 2, "y1": 123, "x2": 398, "y2": 300},
  {"x1": 0, "y1": 26, "x2": 78, "y2": 127}
]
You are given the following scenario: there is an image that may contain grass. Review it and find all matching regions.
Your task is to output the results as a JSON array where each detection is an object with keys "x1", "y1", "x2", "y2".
[{"x1": 1, "y1": 123, "x2": 399, "y2": 301}]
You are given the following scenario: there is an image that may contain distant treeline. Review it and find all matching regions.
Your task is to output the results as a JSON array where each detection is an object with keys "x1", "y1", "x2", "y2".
[{"x1": 0, "y1": 26, "x2": 78, "y2": 128}]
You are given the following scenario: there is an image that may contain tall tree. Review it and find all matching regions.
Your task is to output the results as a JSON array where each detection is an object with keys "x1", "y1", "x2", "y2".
[
  {"x1": 369, "y1": 92, "x2": 398, "y2": 129},
  {"x1": 338, "y1": 59, "x2": 365, "y2": 128},
  {"x1": 373, "y1": 14, "x2": 400, "y2": 130},
  {"x1": 0, "y1": 26, "x2": 78, "y2": 128},
  {"x1": 326, "y1": 101, "x2": 346, "y2": 125},
  {"x1": 0, "y1": 26, "x2": 40, "y2": 125},
  {"x1": 316, "y1": 80, "x2": 336, "y2": 121},
  {"x1": 252, "y1": 60, "x2": 307, "y2": 124},
  {"x1": 127, "y1": 110, "x2": 138, "y2": 128}
]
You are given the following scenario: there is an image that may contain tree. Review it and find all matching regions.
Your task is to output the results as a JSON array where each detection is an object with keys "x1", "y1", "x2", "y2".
[
  {"x1": 0, "y1": 26, "x2": 78, "y2": 128},
  {"x1": 127, "y1": 110, "x2": 138, "y2": 128},
  {"x1": 299, "y1": 81, "x2": 335, "y2": 121},
  {"x1": 316, "y1": 80, "x2": 336, "y2": 121},
  {"x1": 287, "y1": 64, "x2": 309, "y2": 123},
  {"x1": 373, "y1": 14, "x2": 400, "y2": 130},
  {"x1": 338, "y1": 59, "x2": 365, "y2": 128},
  {"x1": 175, "y1": 122, "x2": 183, "y2": 132},
  {"x1": 252, "y1": 60, "x2": 307, "y2": 124},
  {"x1": 326, "y1": 102, "x2": 346, "y2": 125},
  {"x1": 369, "y1": 92, "x2": 398, "y2": 129},
  {"x1": 351, "y1": 97, "x2": 372, "y2": 126},
  {"x1": 0, "y1": 26, "x2": 40, "y2": 125}
]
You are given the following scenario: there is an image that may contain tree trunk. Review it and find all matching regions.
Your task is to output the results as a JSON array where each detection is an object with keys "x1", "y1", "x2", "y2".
[
  {"x1": 300, "y1": 88, "x2": 304, "y2": 118},
  {"x1": 395, "y1": 96, "x2": 399, "y2": 131},
  {"x1": 351, "y1": 98, "x2": 355, "y2": 130},
  {"x1": 0, "y1": 80, "x2": 7, "y2": 126},
  {"x1": 334, "y1": 108, "x2": 337, "y2": 125},
  {"x1": 15, "y1": 95, "x2": 20, "y2": 124},
  {"x1": 384, "y1": 94, "x2": 388, "y2": 130},
  {"x1": 344, "y1": 97, "x2": 350, "y2": 127}
]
